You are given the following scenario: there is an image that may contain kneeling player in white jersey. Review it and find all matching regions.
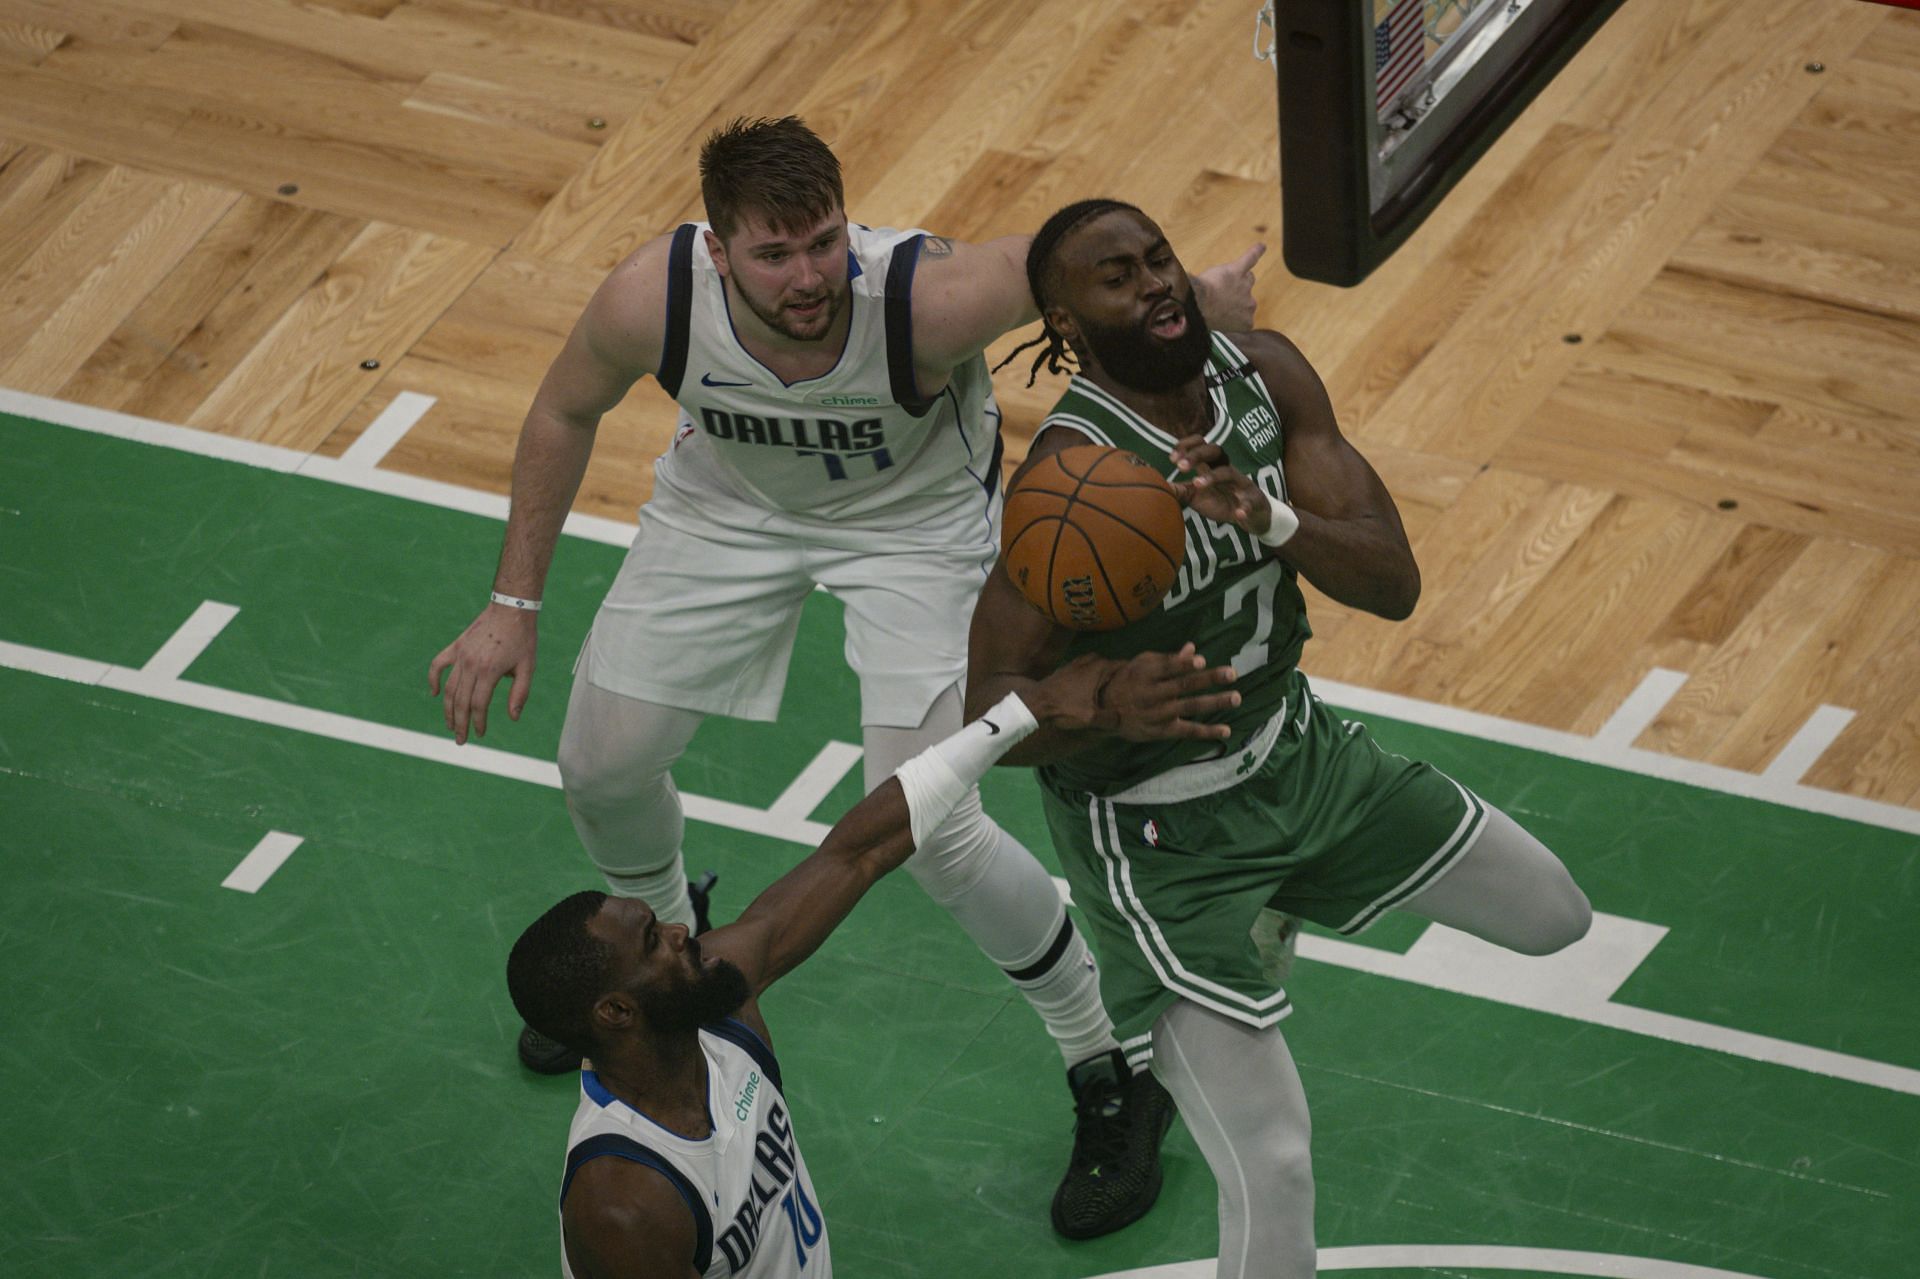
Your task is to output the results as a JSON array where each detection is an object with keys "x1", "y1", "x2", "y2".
[
  {"x1": 435, "y1": 116, "x2": 1260, "y2": 1236},
  {"x1": 507, "y1": 659, "x2": 1241, "y2": 1277}
]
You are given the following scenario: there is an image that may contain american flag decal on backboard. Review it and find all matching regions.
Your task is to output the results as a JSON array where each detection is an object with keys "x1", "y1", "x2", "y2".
[{"x1": 1375, "y1": 0, "x2": 1426, "y2": 111}]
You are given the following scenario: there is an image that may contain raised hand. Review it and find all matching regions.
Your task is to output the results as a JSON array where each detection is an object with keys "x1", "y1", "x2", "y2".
[
  {"x1": 1191, "y1": 243, "x2": 1265, "y2": 331},
  {"x1": 1168, "y1": 433, "x2": 1277, "y2": 539}
]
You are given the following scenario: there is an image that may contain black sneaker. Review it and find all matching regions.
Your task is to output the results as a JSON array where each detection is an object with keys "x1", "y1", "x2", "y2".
[
  {"x1": 517, "y1": 1024, "x2": 580, "y2": 1075},
  {"x1": 689, "y1": 870, "x2": 718, "y2": 935},
  {"x1": 516, "y1": 873, "x2": 719, "y2": 1075},
  {"x1": 1051, "y1": 1048, "x2": 1176, "y2": 1239}
]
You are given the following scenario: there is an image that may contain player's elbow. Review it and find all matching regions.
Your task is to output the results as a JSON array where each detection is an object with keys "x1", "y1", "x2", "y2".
[
  {"x1": 1378, "y1": 583, "x2": 1419, "y2": 621},
  {"x1": 1373, "y1": 561, "x2": 1421, "y2": 621}
]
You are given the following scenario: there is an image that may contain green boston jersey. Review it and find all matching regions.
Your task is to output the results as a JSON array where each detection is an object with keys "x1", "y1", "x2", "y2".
[{"x1": 1039, "y1": 333, "x2": 1311, "y2": 797}]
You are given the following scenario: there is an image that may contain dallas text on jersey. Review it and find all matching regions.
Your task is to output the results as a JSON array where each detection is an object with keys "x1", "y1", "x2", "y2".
[
  {"x1": 714, "y1": 1097, "x2": 825, "y2": 1271},
  {"x1": 698, "y1": 407, "x2": 894, "y2": 481}
]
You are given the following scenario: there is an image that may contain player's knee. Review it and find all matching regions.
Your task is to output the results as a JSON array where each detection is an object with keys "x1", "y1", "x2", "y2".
[
  {"x1": 557, "y1": 731, "x2": 669, "y2": 815},
  {"x1": 554, "y1": 726, "x2": 614, "y2": 805},
  {"x1": 1513, "y1": 878, "x2": 1593, "y2": 956},
  {"x1": 1240, "y1": 1127, "x2": 1315, "y2": 1214}
]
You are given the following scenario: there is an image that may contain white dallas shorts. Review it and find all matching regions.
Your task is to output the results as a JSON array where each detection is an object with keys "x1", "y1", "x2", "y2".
[{"x1": 581, "y1": 457, "x2": 1001, "y2": 729}]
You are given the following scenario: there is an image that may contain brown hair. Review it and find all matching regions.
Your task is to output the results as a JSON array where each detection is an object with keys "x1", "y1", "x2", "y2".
[{"x1": 699, "y1": 116, "x2": 845, "y2": 240}]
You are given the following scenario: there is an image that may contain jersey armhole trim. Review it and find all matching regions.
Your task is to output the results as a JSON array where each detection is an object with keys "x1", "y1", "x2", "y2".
[
  {"x1": 884, "y1": 234, "x2": 935, "y2": 418},
  {"x1": 561, "y1": 1133, "x2": 714, "y2": 1274},
  {"x1": 1038, "y1": 415, "x2": 1110, "y2": 447},
  {"x1": 705, "y1": 1016, "x2": 783, "y2": 1092},
  {"x1": 656, "y1": 224, "x2": 698, "y2": 399}
]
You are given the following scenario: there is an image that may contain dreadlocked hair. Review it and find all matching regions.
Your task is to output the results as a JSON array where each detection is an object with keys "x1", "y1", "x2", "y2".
[{"x1": 991, "y1": 198, "x2": 1144, "y2": 387}]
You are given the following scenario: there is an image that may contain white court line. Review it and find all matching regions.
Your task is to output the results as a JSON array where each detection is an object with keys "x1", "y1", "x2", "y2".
[
  {"x1": 1296, "y1": 925, "x2": 1920, "y2": 1097},
  {"x1": 1098, "y1": 1244, "x2": 1784, "y2": 1279},
  {"x1": 0, "y1": 635, "x2": 830, "y2": 850},
  {"x1": 1593, "y1": 666, "x2": 1689, "y2": 749},
  {"x1": 0, "y1": 387, "x2": 636, "y2": 548},
  {"x1": 1307, "y1": 676, "x2": 1918, "y2": 837},
  {"x1": 222, "y1": 831, "x2": 305, "y2": 893},
  {"x1": 1762, "y1": 704, "x2": 1857, "y2": 786},
  {"x1": 5, "y1": 627, "x2": 1917, "y2": 1098},
  {"x1": 767, "y1": 741, "x2": 865, "y2": 825},
  {"x1": 4, "y1": 385, "x2": 1913, "y2": 835},
  {"x1": 330, "y1": 391, "x2": 435, "y2": 470},
  {"x1": 141, "y1": 601, "x2": 240, "y2": 680}
]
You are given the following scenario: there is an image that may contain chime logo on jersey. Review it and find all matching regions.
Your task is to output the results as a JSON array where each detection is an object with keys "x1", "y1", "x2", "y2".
[
  {"x1": 714, "y1": 1100, "x2": 823, "y2": 1271},
  {"x1": 735, "y1": 1070, "x2": 760, "y2": 1121}
]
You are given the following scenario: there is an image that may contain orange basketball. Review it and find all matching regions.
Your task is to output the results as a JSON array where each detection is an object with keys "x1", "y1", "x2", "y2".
[{"x1": 1002, "y1": 445, "x2": 1187, "y2": 631}]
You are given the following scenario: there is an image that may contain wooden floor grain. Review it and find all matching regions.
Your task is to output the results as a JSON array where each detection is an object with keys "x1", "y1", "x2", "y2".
[{"x1": 3, "y1": 0, "x2": 1916, "y2": 808}]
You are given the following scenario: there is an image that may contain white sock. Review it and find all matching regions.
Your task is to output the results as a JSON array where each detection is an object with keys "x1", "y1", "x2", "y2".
[{"x1": 1005, "y1": 916, "x2": 1120, "y2": 1067}]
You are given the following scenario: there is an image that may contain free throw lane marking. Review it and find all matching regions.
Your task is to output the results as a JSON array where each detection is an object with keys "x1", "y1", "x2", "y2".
[
  {"x1": 1594, "y1": 666, "x2": 1689, "y2": 748},
  {"x1": 767, "y1": 741, "x2": 864, "y2": 824},
  {"x1": 141, "y1": 601, "x2": 240, "y2": 680},
  {"x1": 331, "y1": 391, "x2": 435, "y2": 470},
  {"x1": 1761, "y1": 704, "x2": 1857, "y2": 786},
  {"x1": 222, "y1": 831, "x2": 305, "y2": 893}
]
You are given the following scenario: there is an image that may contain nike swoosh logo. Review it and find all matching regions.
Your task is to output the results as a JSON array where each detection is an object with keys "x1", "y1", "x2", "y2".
[
  {"x1": 982, "y1": 719, "x2": 1001, "y2": 736},
  {"x1": 700, "y1": 372, "x2": 753, "y2": 388}
]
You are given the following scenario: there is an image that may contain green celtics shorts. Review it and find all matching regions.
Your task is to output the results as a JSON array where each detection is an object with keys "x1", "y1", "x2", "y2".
[{"x1": 1040, "y1": 669, "x2": 1487, "y2": 1054}]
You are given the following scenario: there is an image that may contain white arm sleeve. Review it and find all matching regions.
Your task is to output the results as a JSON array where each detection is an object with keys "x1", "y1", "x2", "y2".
[{"x1": 893, "y1": 692, "x2": 1039, "y2": 847}]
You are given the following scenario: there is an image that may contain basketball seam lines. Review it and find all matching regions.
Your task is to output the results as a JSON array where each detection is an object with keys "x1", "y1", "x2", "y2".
[
  {"x1": 1034, "y1": 452, "x2": 1179, "y2": 625},
  {"x1": 1042, "y1": 453, "x2": 1096, "y2": 628},
  {"x1": 1078, "y1": 503, "x2": 1183, "y2": 578}
]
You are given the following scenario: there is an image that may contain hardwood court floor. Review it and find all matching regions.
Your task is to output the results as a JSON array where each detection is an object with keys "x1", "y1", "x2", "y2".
[{"x1": 0, "y1": 0, "x2": 1915, "y2": 808}]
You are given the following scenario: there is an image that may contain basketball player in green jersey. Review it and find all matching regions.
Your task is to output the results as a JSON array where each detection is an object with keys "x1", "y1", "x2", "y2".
[{"x1": 966, "y1": 200, "x2": 1594, "y2": 1277}]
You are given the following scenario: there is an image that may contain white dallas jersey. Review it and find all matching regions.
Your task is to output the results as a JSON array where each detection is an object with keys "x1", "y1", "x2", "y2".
[
  {"x1": 560, "y1": 1019, "x2": 829, "y2": 1279},
  {"x1": 652, "y1": 220, "x2": 1003, "y2": 524}
]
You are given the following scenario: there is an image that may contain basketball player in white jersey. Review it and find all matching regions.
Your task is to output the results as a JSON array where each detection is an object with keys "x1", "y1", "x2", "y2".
[
  {"x1": 432, "y1": 116, "x2": 1260, "y2": 1237},
  {"x1": 508, "y1": 665, "x2": 1243, "y2": 1278}
]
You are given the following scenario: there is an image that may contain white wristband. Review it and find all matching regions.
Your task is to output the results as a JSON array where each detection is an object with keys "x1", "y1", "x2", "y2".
[
  {"x1": 490, "y1": 591, "x2": 542, "y2": 612},
  {"x1": 894, "y1": 693, "x2": 1039, "y2": 847},
  {"x1": 1255, "y1": 500, "x2": 1300, "y2": 549}
]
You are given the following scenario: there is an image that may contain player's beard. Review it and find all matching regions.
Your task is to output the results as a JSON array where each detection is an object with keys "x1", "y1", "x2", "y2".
[
  {"x1": 734, "y1": 276, "x2": 846, "y2": 343},
  {"x1": 643, "y1": 953, "x2": 752, "y2": 1033},
  {"x1": 1078, "y1": 289, "x2": 1212, "y2": 394}
]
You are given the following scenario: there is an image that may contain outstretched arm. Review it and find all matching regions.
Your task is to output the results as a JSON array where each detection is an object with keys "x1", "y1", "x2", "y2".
[
  {"x1": 1172, "y1": 330, "x2": 1419, "y2": 620},
  {"x1": 701, "y1": 688, "x2": 1043, "y2": 996},
  {"x1": 909, "y1": 234, "x2": 1266, "y2": 390},
  {"x1": 427, "y1": 234, "x2": 674, "y2": 743}
]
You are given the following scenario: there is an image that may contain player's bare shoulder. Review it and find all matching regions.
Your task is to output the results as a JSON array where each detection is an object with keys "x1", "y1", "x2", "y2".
[
  {"x1": 563, "y1": 1153, "x2": 701, "y2": 1277},
  {"x1": 1231, "y1": 328, "x2": 1338, "y2": 431},
  {"x1": 577, "y1": 230, "x2": 681, "y2": 378}
]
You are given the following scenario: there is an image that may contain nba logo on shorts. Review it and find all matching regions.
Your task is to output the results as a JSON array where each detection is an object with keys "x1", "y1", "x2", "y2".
[{"x1": 1142, "y1": 819, "x2": 1161, "y2": 847}]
